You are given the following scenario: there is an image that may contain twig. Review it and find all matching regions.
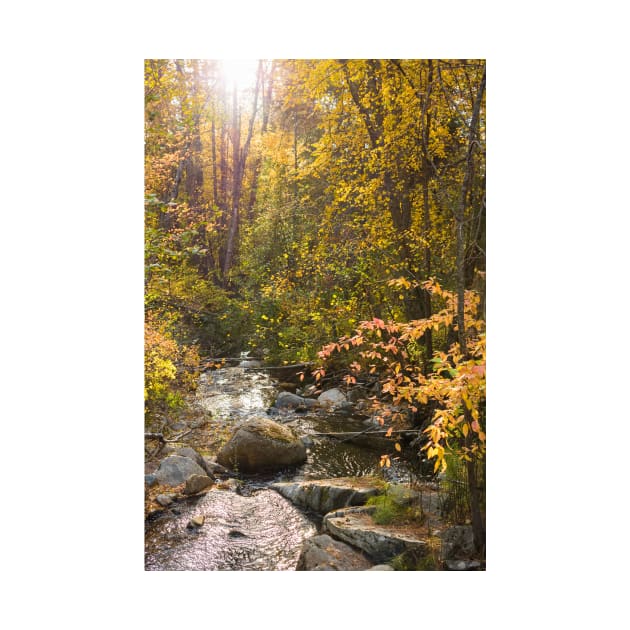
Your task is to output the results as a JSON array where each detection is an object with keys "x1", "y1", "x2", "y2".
[
  {"x1": 309, "y1": 428, "x2": 422, "y2": 443},
  {"x1": 144, "y1": 429, "x2": 192, "y2": 444}
]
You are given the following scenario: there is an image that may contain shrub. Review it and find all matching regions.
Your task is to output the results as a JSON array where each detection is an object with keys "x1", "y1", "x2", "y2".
[
  {"x1": 145, "y1": 312, "x2": 200, "y2": 421},
  {"x1": 366, "y1": 484, "x2": 424, "y2": 525}
]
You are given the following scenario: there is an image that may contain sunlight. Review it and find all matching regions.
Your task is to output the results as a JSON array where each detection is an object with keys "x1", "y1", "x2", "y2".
[{"x1": 219, "y1": 59, "x2": 260, "y2": 92}]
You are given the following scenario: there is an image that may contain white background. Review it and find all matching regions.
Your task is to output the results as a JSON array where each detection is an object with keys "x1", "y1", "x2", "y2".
[{"x1": 2, "y1": 1, "x2": 628, "y2": 628}]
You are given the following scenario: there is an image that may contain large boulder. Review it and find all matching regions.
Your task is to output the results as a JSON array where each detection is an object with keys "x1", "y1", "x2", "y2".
[
  {"x1": 323, "y1": 505, "x2": 428, "y2": 563},
  {"x1": 317, "y1": 388, "x2": 347, "y2": 408},
  {"x1": 154, "y1": 455, "x2": 209, "y2": 486},
  {"x1": 216, "y1": 417, "x2": 307, "y2": 472},
  {"x1": 270, "y1": 477, "x2": 383, "y2": 515},
  {"x1": 296, "y1": 535, "x2": 372, "y2": 571}
]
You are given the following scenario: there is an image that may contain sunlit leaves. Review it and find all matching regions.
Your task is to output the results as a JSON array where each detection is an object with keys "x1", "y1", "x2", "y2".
[
  {"x1": 144, "y1": 313, "x2": 200, "y2": 415},
  {"x1": 314, "y1": 282, "x2": 485, "y2": 473}
]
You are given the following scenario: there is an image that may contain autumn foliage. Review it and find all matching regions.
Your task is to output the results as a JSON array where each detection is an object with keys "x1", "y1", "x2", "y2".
[
  {"x1": 144, "y1": 313, "x2": 200, "y2": 418},
  {"x1": 144, "y1": 59, "x2": 486, "y2": 465},
  {"x1": 314, "y1": 279, "x2": 486, "y2": 473}
]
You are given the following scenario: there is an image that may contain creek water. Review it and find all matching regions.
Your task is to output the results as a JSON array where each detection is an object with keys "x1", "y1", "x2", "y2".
[{"x1": 144, "y1": 366, "x2": 415, "y2": 571}]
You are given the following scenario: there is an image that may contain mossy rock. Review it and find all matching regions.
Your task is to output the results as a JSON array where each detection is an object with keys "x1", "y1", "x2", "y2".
[
  {"x1": 240, "y1": 417, "x2": 298, "y2": 443},
  {"x1": 216, "y1": 417, "x2": 307, "y2": 472}
]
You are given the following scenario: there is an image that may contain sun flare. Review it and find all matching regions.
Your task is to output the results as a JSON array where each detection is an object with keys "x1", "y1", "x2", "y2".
[{"x1": 219, "y1": 59, "x2": 260, "y2": 92}]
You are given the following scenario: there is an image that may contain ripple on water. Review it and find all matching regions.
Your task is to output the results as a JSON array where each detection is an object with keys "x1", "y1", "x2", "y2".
[
  {"x1": 195, "y1": 368, "x2": 277, "y2": 420},
  {"x1": 147, "y1": 367, "x2": 419, "y2": 570},
  {"x1": 145, "y1": 489, "x2": 317, "y2": 571}
]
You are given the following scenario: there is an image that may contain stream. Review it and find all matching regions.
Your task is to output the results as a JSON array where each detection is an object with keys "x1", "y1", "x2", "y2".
[{"x1": 144, "y1": 365, "x2": 416, "y2": 571}]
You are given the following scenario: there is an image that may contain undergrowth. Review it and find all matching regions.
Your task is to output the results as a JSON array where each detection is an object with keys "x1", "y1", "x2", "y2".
[{"x1": 366, "y1": 484, "x2": 424, "y2": 525}]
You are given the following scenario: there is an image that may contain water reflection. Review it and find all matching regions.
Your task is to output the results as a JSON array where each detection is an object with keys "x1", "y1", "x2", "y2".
[
  {"x1": 145, "y1": 489, "x2": 317, "y2": 571},
  {"x1": 146, "y1": 367, "x2": 417, "y2": 570}
]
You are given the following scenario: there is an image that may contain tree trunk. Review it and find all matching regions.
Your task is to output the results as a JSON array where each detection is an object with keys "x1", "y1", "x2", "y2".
[
  {"x1": 455, "y1": 65, "x2": 485, "y2": 552},
  {"x1": 420, "y1": 60, "x2": 435, "y2": 367},
  {"x1": 455, "y1": 67, "x2": 485, "y2": 358},
  {"x1": 222, "y1": 88, "x2": 242, "y2": 285},
  {"x1": 463, "y1": 405, "x2": 485, "y2": 553},
  {"x1": 186, "y1": 132, "x2": 203, "y2": 207},
  {"x1": 219, "y1": 91, "x2": 229, "y2": 229},
  {"x1": 222, "y1": 71, "x2": 262, "y2": 285},
  {"x1": 211, "y1": 110, "x2": 218, "y2": 206},
  {"x1": 246, "y1": 61, "x2": 273, "y2": 221}
]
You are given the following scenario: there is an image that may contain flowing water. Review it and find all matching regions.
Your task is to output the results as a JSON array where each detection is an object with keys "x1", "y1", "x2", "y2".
[
  {"x1": 145, "y1": 365, "x2": 415, "y2": 571},
  {"x1": 144, "y1": 489, "x2": 317, "y2": 571}
]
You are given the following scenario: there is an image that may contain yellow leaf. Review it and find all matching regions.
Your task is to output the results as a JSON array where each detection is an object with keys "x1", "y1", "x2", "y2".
[
  {"x1": 462, "y1": 423, "x2": 469, "y2": 438},
  {"x1": 385, "y1": 427, "x2": 393, "y2": 437},
  {"x1": 462, "y1": 392, "x2": 472, "y2": 410},
  {"x1": 394, "y1": 443, "x2": 401, "y2": 452}
]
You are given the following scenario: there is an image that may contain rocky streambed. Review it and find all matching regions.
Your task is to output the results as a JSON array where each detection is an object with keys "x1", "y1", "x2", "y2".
[{"x1": 145, "y1": 364, "x2": 475, "y2": 571}]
